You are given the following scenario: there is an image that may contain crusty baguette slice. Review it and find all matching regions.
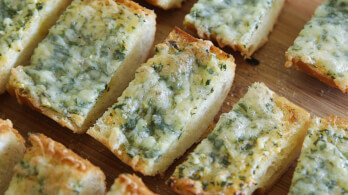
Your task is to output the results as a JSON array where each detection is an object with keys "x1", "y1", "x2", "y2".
[
  {"x1": 107, "y1": 174, "x2": 157, "y2": 195},
  {"x1": 145, "y1": 0, "x2": 185, "y2": 10},
  {"x1": 184, "y1": 0, "x2": 285, "y2": 58},
  {"x1": 169, "y1": 82, "x2": 311, "y2": 195},
  {"x1": 0, "y1": 119, "x2": 26, "y2": 194},
  {"x1": 87, "y1": 27, "x2": 236, "y2": 176},
  {"x1": 7, "y1": 0, "x2": 156, "y2": 133},
  {"x1": 5, "y1": 133, "x2": 106, "y2": 195},
  {"x1": 285, "y1": 0, "x2": 348, "y2": 93},
  {"x1": 0, "y1": 0, "x2": 72, "y2": 94},
  {"x1": 289, "y1": 116, "x2": 348, "y2": 194}
]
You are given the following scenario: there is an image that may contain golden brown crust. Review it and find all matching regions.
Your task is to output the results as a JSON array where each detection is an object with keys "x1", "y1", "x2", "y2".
[
  {"x1": 144, "y1": 0, "x2": 184, "y2": 10},
  {"x1": 184, "y1": 22, "x2": 250, "y2": 58},
  {"x1": 168, "y1": 177, "x2": 203, "y2": 195},
  {"x1": 168, "y1": 27, "x2": 235, "y2": 64},
  {"x1": 28, "y1": 133, "x2": 104, "y2": 174},
  {"x1": 111, "y1": 174, "x2": 157, "y2": 195},
  {"x1": 285, "y1": 55, "x2": 347, "y2": 93},
  {"x1": 117, "y1": 0, "x2": 156, "y2": 17},
  {"x1": 0, "y1": 118, "x2": 25, "y2": 145},
  {"x1": 318, "y1": 116, "x2": 348, "y2": 137}
]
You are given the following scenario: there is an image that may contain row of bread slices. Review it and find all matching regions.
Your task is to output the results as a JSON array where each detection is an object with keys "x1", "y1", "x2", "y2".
[
  {"x1": 0, "y1": 122, "x2": 155, "y2": 195},
  {"x1": 2, "y1": 0, "x2": 346, "y2": 96},
  {"x1": 1, "y1": 81, "x2": 347, "y2": 194}
]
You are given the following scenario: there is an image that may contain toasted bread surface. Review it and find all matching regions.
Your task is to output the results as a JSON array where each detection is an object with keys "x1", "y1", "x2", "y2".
[
  {"x1": 169, "y1": 82, "x2": 310, "y2": 195},
  {"x1": 289, "y1": 116, "x2": 348, "y2": 195},
  {"x1": 184, "y1": 0, "x2": 285, "y2": 58},
  {"x1": 88, "y1": 27, "x2": 235, "y2": 175},
  {"x1": 0, "y1": 119, "x2": 26, "y2": 194},
  {"x1": 0, "y1": 0, "x2": 72, "y2": 94},
  {"x1": 107, "y1": 174, "x2": 157, "y2": 195},
  {"x1": 5, "y1": 133, "x2": 106, "y2": 195},
  {"x1": 7, "y1": 0, "x2": 156, "y2": 133},
  {"x1": 285, "y1": 0, "x2": 348, "y2": 93}
]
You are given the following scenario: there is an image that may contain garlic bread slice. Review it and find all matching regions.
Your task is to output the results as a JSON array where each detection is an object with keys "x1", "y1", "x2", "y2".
[
  {"x1": 289, "y1": 116, "x2": 348, "y2": 195},
  {"x1": 88, "y1": 27, "x2": 235, "y2": 176},
  {"x1": 7, "y1": 0, "x2": 156, "y2": 133},
  {"x1": 5, "y1": 133, "x2": 106, "y2": 195},
  {"x1": 0, "y1": 119, "x2": 25, "y2": 194},
  {"x1": 169, "y1": 82, "x2": 310, "y2": 195},
  {"x1": 0, "y1": 0, "x2": 72, "y2": 94},
  {"x1": 286, "y1": 0, "x2": 348, "y2": 93},
  {"x1": 184, "y1": 0, "x2": 285, "y2": 58}
]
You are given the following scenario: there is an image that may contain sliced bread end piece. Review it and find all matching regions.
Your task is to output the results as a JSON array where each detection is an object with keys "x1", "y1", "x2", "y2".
[{"x1": 0, "y1": 119, "x2": 26, "y2": 194}]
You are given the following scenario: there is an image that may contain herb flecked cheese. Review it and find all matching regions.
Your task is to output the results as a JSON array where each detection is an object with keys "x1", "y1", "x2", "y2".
[
  {"x1": 169, "y1": 82, "x2": 310, "y2": 194},
  {"x1": 286, "y1": 0, "x2": 348, "y2": 92},
  {"x1": 0, "y1": 0, "x2": 71, "y2": 93},
  {"x1": 184, "y1": 0, "x2": 285, "y2": 57},
  {"x1": 88, "y1": 28, "x2": 235, "y2": 175},
  {"x1": 8, "y1": 0, "x2": 156, "y2": 133},
  {"x1": 289, "y1": 116, "x2": 348, "y2": 195}
]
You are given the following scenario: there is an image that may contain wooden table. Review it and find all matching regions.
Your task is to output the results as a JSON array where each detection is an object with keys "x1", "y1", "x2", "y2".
[{"x1": 1, "y1": 0, "x2": 345, "y2": 194}]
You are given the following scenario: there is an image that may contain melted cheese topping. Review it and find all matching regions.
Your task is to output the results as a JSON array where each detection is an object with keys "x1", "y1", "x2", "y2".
[
  {"x1": 0, "y1": 0, "x2": 48, "y2": 62},
  {"x1": 184, "y1": 0, "x2": 275, "y2": 48},
  {"x1": 287, "y1": 0, "x2": 348, "y2": 89},
  {"x1": 14, "y1": 0, "x2": 145, "y2": 118},
  {"x1": 171, "y1": 83, "x2": 303, "y2": 194},
  {"x1": 289, "y1": 117, "x2": 348, "y2": 195},
  {"x1": 95, "y1": 40, "x2": 230, "y2": 169}
]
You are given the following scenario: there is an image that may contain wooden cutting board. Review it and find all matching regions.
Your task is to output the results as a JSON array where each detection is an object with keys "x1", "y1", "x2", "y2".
[{"x1": 1, "y1": 0, "x2": 346, "y2": 194}]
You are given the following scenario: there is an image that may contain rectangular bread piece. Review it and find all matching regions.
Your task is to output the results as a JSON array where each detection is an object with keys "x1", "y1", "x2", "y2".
[
  {"x1": 184, "y1": 0, "x2": 285, "y2": 58},
  {"x1": 289, "y1": 116, "x2": 348, "y2": 195},
  {"x1": 0, "y1": 0, "x2": 72, "y2": 94},
  {"x1": 107, "y1": 174, "x2": 157, "y2": 195},
  {"x1": 169, "y1": 82, "x2": 311, "y2": 195},
  {"x1": 146, "y1": 0, "x2": 185, "y2": 10},
  {"x1": 7, "y1": 0, "x2": 156, "y2": 133},
  {"x1": 87, "y1": 27, "x2": 236, "y2": 176},
  {"x1": 0, "y1": 119, "x2": 26, "y2": 194},
  {"x1": 5, "y1": 133, "x2": 106, "y2": 195},
  {"x1": 285, "y1": 0, "x2": 348, "y2": 93}
]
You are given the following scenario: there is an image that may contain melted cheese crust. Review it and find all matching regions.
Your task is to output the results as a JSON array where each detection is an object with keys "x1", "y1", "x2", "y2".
[
  {"x1": 286, "y1": 0, "x2": 348, "y2": 90},
  {"x1": 88, "y1": 35, "x2": 233, "y2": 173},
  {"x1": 11, "y1": 0, "x2": 146, "y2": 120},
  {"x1": 289, "y1": 117, "x2": 348, "y2": 195},
  {"x1": 170, "y1": 82, "x2": 310, "y2": 194},
  {"x1": 5, "y1": 134, "x2": 105, "y2": 195},
  {"x1": 184, "y1": 0, "x2": 277, "y2": 53}
]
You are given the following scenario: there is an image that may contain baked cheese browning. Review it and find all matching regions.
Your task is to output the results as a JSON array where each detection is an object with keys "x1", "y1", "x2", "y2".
[
  {"x1": 286, "y1": 0, "x2": 348, "y2": 93},
  {"x1": 5, "y1": 133, "x2": 106, "y2": 195},
  {"x1": 107, "y1": 174, "x2": 157, "y2": 195},
  {"x1": 0, "y1": 0, "x2": 72, "y2": 94},
  {"x1": 8, "y1": 0, "x2": 156, "y2": 133},
  {"x1": 289, "y1": 116, "x2": 348, "y2": 195},
  {"x1": 184, "y1": 0, "x2": 285, "y2": 58},
  {"x1": 0, "y1": 119, "x2": 26, "y2": 194},
  {"x1": 169, "y1": 82, "x2": 310, "y2": 195},
  {"x1": 88, "y1": 28, "x2": 235, "y2": 175}
]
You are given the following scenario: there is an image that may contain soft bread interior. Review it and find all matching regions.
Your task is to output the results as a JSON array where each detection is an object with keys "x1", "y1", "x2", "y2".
[{"x1": 244, "y1": 0, "x2": 285, "y2": 57}]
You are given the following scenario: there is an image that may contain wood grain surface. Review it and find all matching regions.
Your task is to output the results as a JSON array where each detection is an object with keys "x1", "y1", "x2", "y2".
[{"x1": 1, "y1": 0, "x2": 345, "y2": 194}]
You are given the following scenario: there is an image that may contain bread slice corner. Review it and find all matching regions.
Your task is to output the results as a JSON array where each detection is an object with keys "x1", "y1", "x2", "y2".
[
  {"x1": 0, "y1": 119, "x2": 26, "y2": 194},
  {"x1": 107, "y1": 173, "x2": 157, "y2": 195}
]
